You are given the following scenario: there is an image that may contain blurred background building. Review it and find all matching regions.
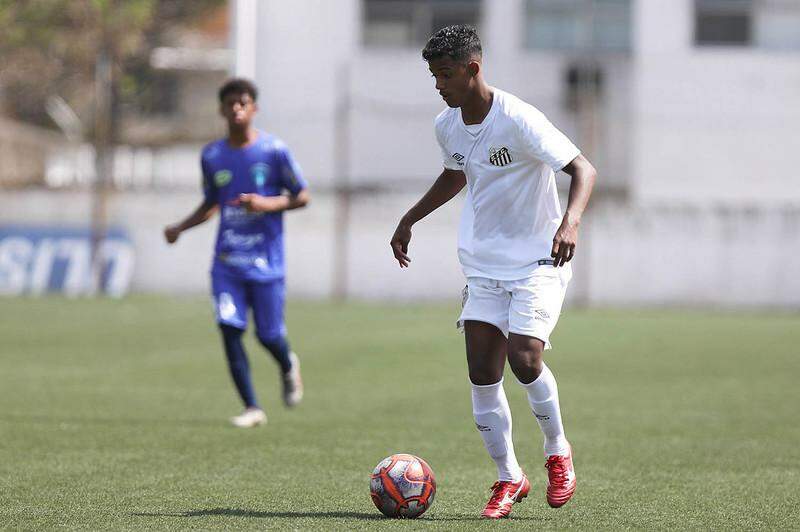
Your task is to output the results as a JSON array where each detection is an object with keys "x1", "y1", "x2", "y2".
[{"x1": 1, "y1": 0, "x2": 799, "y2": 306}]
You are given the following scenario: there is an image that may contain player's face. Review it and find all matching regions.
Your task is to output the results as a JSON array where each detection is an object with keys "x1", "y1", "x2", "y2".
[
  {"x1": 220, "y1": 92, "x2": 257, "y2": 128},
  {"x1": 428, "y1": 56, "x2": 478, "y2": 108}
]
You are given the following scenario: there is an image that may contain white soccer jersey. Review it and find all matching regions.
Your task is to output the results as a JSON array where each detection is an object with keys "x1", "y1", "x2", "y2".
[{"x1": 435, "y1": 88, "x2": 580, "y2": 280}]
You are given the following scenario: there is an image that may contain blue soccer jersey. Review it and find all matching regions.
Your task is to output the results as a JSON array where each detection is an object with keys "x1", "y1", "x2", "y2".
[{"x1": 201, "y1": 131, "x2": 307, "y2": 282}]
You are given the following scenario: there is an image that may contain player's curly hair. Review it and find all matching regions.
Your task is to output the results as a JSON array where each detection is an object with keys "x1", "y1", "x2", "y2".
[
  {"x1": 422, "y1": 24, "x2": 482, "y2": 63},
  {"x1": 218, "y1": 78, "x2": 258, "y2": 103}
]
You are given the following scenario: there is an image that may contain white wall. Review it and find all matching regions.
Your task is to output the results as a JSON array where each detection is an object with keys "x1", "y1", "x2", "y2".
[
  {"x1": 251, "y1": 0, "x2": 360, "y2": 189},
  {"x1": 2, "y1": 190, "x2": 798, "y2": 308},
  {"x1": 632, "y1": 0, "x2": 800, "y2": 206},
  {"x1": 245, "y1": 0, "x2": 631, "y2": 191}
]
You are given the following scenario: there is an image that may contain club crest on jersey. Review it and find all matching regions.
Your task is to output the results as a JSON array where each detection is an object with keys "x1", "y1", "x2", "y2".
[
  {"x1": 489, "y1": 146, "x2": 512, "y2": 167},
  {"x1": 251, "y1": 163, "x2": 270, "y2": 187},
  {"x1": 214, "y1": 169, "x2": 232, "y2": 187}
]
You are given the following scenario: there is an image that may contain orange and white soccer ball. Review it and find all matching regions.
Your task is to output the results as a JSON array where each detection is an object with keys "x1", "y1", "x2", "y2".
[{"x1": 370, "y1": 454, "x2": 436, "y2": 518}]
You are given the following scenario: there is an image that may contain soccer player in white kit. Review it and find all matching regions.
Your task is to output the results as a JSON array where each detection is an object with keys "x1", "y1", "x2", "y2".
[{"x1": 390, "y1": 25, "x2": 596, "y2": 518}]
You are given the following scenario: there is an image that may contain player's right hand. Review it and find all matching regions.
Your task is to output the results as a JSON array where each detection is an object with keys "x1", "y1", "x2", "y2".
[
  {"x1": 390, "y1": 221, "x2": 412, "y2": 268},
  {"x1": 164, "y1": 225, "x2": 181, "y2": 244}
]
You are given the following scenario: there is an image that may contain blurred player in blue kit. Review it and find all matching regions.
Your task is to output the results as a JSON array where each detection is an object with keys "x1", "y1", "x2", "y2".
[{"x1": 164, "y1": 78, "x2": 309, "y2": 428}]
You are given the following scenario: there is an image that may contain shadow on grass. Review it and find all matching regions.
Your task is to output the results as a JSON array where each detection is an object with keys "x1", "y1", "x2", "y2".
[{"x1": 132, "y1": 507, "x2": 551, "y2": 522}]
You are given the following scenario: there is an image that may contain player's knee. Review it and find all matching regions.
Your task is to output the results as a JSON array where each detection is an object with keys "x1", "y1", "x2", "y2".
[
  {"x1": 508, "y1": 348, "x2": 544, "y2": 384},
  {"x1": 469, "y1": 368, "x2": 503, "y2": 386},
  {"x1": 256, "y1": 331, "x2": 284, "y2": 349}
]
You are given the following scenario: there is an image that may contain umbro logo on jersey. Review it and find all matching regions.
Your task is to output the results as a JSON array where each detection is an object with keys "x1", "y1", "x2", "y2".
[
  {"x1": 476, "y1": 423, "x2": 491, "y2": 432},
  {"x1": 452, "y1": 152, "x2": 464, "y2": 161},
  {"x1": 489, "y1": 146, "x2": 512, "y2": 167},
  {"x1": 534, "y1": 309, "x2": 550, "y2": 321}
]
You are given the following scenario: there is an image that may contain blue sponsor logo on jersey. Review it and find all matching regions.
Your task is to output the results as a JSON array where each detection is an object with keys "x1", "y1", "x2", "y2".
[{"x1": 251, "y1": 163, "x2": 270, "y2": 188}]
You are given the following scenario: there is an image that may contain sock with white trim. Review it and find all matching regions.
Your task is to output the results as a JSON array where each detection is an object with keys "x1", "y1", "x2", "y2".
[
  {"x1": 471, "y1": 379, "x2": 523, "y2": 482},
  {"x1": 519, "y1": 363, "x2": 569, "y2": 457}
]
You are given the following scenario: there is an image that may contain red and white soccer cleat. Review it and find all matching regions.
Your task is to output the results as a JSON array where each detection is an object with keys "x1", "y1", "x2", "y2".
[
  {"x1": 481, "y1": 474, "x2": 530, "y2": 519},
  {"x1": 545, "y1": 444, "x2": 576, "y2": 508}
]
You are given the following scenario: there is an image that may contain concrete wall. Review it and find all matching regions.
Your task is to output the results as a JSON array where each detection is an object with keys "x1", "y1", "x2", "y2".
[
  {"x1": 247, "y1": 0, "x2": 632, "y2": 191},
  {"x1": 632, "y1": 0, "x2": 800, "y2": 206},
  {"x1": 2, "y1": 189, "x2": 798, "y2": 308},
  {"x1": 241, "y1": 0, "x2": 798, "y2": 207}
]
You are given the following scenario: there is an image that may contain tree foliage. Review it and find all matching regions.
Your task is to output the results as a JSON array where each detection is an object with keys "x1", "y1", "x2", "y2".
[{"x1": 0, "y1": 0, "x2": 225, "y2": 135}]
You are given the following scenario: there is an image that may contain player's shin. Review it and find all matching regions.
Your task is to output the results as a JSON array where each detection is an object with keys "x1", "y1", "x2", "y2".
[
  {"x1": 257, "y1": 334, "x2": 292, "y2": 373},
  {"x1": 518, "y1": 363, "x2": 568, "y2": 456},
  {"x1": 220, "y1": 324, "x2": 258, "y2": 408},
  {"x1": 471, "y1": 379, "x2": 523, "y2": 482}
]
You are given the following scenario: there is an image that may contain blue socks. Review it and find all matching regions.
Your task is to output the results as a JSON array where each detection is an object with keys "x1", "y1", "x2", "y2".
[
  {"x1": 219, "y1": 324, "x2": 258, "y2": 408},
  {"x1": 257, "y1": 333, "x2": 293, "y2": 374},
  {"x1": 219, "y1": 325, "x2": 294, "y2": 408}
]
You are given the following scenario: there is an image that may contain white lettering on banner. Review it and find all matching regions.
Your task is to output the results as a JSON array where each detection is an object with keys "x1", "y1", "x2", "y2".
[
  {"x1": 29, "y1": 238, "x2": 56, "y2": 295},
  {"x1": 0, "y1": 230, "x2": 135, "y2": 297},
  {"x1": 0, "y1": 237, "x2": 33, "y2": 296},
  {"x1": 100, "y1": 240, "x2": 135, "y2": 298},
  {"x1": 58, "y1": 238, "x2": 90, "y2": 298}
]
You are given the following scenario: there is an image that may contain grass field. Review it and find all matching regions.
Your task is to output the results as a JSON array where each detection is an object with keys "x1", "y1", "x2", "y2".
[{"x1": 1, "y1": 296, "x2": 799, "y2": 530}]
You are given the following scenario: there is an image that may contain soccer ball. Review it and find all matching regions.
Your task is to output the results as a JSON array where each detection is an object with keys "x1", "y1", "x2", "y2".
[{"x1": 370, "y1": 454, "x2": 436, "y2": 518}]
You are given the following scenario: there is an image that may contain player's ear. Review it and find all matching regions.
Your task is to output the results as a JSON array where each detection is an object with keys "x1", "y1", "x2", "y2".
[{"x1": 467, "y1": 60, "x2": 480, "y2": 78}]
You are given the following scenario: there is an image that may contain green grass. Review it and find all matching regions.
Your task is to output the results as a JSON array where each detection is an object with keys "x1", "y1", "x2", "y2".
[{"x1": 1, "y1": 296, "x2": 799, "y2": 530}]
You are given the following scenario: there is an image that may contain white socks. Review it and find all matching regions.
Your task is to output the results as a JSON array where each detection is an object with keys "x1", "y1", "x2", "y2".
[
  {"x1": 471, "y1": 379, "x2": 523, "y2": 482},
  {"x1": 519, "y1": 363, "x2": 569, "y2": 457}
]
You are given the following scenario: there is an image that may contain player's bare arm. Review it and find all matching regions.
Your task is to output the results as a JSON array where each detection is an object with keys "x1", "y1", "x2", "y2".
[
  {"x1": 551, "y1": 154, "x2": 597, "y2": 267},
  {"x1": 390, "y1": 168, "x2": 466, "y2": 267},
  {"x1": 163, "y1": 200, "x2": 218, "y2": 244},
  {"x1": 237, "y1": 189, "x2": 311, "y2": 213}
]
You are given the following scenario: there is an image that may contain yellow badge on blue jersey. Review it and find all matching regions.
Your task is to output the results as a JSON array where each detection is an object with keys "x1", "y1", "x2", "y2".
[{"x1": 214, "y1": 169, "x2": 232, "y2": 187}]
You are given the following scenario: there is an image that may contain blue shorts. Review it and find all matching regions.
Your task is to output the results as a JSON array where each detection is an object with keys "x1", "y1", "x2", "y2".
[{"x1": 211, "y1": 272, "x2": 286, "y2": 339}]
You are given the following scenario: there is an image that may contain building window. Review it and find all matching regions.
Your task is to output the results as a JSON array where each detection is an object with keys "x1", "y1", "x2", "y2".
[
  {"x1": 753, "y1": 0, "x2": 800, "y2": 50},
  {"x1": 524, "y1": 0, "x2": 632, "y2": 52},
  {"x1": 363, "y1": 0, "x2": 481, "y2": 48},
  {"x1": 695, "y1": 0, "x2": 800, "y2": 49},
  {"x1": 695, "y1": 0, "x2": 752, "y2": 45}
]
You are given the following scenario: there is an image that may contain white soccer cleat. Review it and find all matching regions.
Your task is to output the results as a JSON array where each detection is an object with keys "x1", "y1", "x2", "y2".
[
  {"x1": 282, "y1": 352, "x2": 304, "y2": 407},
  {"x1": 230, "y1": 407, "x2": 267, "y2": 428}
]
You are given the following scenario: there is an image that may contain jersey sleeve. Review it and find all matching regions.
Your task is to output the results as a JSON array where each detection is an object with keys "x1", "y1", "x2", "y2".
[
  {"x1": 201, "y1": 154, "x2": 217, "y2": 203},
  {"x1": 435, "y1": 113, "x2": 461, "y2": 171},
  {"x1": 276, "y1": 144, "x2": 307, "y2": 195},
  {"x1": 516, "y1": 106, "x2": 580, "y2": 172}
]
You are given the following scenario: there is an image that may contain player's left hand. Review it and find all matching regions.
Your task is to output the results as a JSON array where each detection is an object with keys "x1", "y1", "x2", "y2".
[
  {"x1": 234, "y1": 193, "x2": 279, "y2": 213},
  {"x1": 551, "y1": 214, "x2": 579, "y2": 267}
]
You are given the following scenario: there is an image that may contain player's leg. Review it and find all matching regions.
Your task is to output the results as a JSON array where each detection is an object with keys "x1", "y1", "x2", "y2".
[
  {"x1": 465, "y1": 320, "x2": 520, "y2": 474},
  {"x1": 507, "y1": 333, "x2": 568, "y2": 456},
  {"x1": 212, "y1": 273, "x2": 266, "y2": 427},
  {"x1": 459, "y1": 278, "x2": 529, "y2": 518},
  {"x1": 250, "y1": 278, "x2": 303, "y2": 407},
  {"x1": 507, "y1": 267, "x2": 574, "y2": 507}
]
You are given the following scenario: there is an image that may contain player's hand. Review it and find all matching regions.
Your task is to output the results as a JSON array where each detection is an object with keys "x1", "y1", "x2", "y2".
[
  {"x1": 551, "y1": 214, "x2": 579, "y2": 267},
  {"x1": 164, "y1": 225, "x2": 181, "y2": 244},
  {"x1": 390, "y1": 219, "x2": 413, "y2": 268},
  {"x1": 236, "y1": 193, "x2": 262, "y2": 212},
  {"x1": 233, "y1": 193, "x2": 276, "y2": 213}
]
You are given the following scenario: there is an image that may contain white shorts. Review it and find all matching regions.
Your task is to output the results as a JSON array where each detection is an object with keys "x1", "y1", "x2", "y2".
[{"x1": 457, "y1": 265, "x2": 571, "y2": 349}]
